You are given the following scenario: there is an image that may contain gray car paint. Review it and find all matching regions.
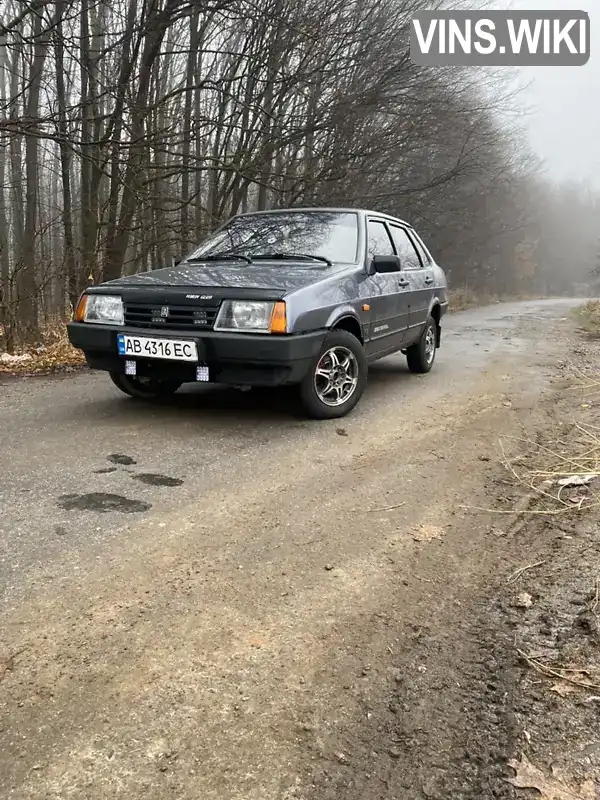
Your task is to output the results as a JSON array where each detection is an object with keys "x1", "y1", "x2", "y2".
[
  {"x1": 87, "y1": 208, "x2": 448, "y2": 352},
  {"x1": 280, "y1": 211, "x2": 448, "y2": 354},
  {"x1": 100, "y1": 261, "x2": 335, "y2": 295}
]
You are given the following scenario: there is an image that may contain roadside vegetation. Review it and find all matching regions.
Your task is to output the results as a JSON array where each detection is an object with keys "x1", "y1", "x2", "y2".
[
  {"x1": 448, "y1": 289, "x2": 553, "y2": 312},
  {"x1": 486, "y1": 332, "x2": 600, "y2": 796},
  {"x1": 0, "y1": 318, "x2": 84, "y2": 376},
  {"x1": 574, "y1": 300, "x2": 600, "y2": 336}
]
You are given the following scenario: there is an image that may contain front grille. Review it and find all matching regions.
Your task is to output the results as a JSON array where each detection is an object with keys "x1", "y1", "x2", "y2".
[{"x1": 124, "y1": 302, "x2": 220, "y2": 331}]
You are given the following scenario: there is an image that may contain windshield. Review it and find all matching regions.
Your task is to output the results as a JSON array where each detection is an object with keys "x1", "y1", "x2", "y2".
[{"x1": 187, "y1": 211, "x2": 359, "y2": 264}]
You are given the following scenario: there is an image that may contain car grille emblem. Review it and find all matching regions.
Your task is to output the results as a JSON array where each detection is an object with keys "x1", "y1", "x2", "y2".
[{"x1": 160, "y1": 306, "x2": 169, "y2": 317}]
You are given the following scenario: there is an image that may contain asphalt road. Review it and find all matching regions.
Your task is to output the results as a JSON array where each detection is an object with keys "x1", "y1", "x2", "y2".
[
  {"x1": 0, "y1": 298, "x2": 576, "y2": 607},
  {"x1": 0, "y1": 298, "x2": 583, "y2": 799}
]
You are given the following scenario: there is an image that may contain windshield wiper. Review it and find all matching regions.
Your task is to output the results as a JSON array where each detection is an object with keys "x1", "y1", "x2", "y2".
[
  {"x1": 250, "y1": 252, "x2": 332, "y2": 266},
  {"x1": 186, "y1": 253, "x2": 252, "y2": 264}
]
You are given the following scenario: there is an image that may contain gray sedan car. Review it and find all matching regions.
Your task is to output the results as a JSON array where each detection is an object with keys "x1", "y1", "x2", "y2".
[{"x1": 67, "y1": 208, "x2": 448, "y2": 419}]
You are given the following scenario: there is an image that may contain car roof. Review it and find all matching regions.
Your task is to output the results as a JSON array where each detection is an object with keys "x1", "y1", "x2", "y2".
[{"x1": 233, "y1": 207, "x2": 413, "y2": 228}]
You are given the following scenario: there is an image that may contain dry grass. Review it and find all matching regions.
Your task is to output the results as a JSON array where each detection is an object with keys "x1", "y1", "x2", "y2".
[
  {"x1": 496, "y1": 425, "x2": 600, "y2": 515},
  {"x1": 573, "y1": 300, "x2": 600, "y2": 336},
  {"x1": 0, "y1": 318, "x2": 85, "y2": 376},
  {"x1": 448, "y1": 288, "x2": 488, "y2": 311},
  {"x1": 448, "y1": 290, "x2": 545, "y2": 312},
  {"x1": 462, "y1": 360, "x2": 600, "y2": 518},
  {"x1": 494, "y1": 362, "x2": 600, "y2": 516}
]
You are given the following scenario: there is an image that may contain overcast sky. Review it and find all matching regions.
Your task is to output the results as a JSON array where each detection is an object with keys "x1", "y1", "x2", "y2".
[{"x1": 510, "y1": 0, "x2": 599, "y2": 188}]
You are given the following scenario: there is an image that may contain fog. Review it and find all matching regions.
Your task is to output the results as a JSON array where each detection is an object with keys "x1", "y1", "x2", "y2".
[{"x1": 512, "y1": 0, "x2": 600, "y2": 188}]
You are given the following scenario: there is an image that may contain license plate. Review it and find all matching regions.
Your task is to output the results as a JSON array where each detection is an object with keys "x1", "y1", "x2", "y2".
[{"x1": 117, "y1": 334, "x2": 198, "y2": 362}]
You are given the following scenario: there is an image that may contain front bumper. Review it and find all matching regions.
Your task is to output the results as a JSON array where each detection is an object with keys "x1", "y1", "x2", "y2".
[{"x1": 67, "y1": 322, "x2": 326, "y2": 387}]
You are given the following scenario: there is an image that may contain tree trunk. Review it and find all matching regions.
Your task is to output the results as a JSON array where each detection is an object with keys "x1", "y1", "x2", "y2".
[
  {"x1": 180, "y1": 8, "x2": 199, "y2": 254},
  {"x1": 0, "y1": 44, "x2": 12, "y2": 350},
  {"x1": 20, "y1": 12, "x2": 48, "y2": 342},
  {"x1": 193, "y1": 36, "x2": 204, "y2": 240},
  {"x1": 54, "y1": 1, "x2": 79, "y2": 311},
  {"x1": 8, "y1": 42, "x2": 24, "y2": 348}
]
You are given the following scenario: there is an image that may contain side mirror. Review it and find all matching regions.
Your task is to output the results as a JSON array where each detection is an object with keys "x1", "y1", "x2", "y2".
[
  {"x1": 173, "y1": 258, "x2": 182, "y2": 267},
  {"x1": 371, "y1": 254, "x2": 401, "y2": 274}
]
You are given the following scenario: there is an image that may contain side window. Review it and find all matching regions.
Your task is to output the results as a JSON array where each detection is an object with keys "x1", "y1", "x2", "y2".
[
  {"x1": 409, "y1": 229, "x2": 433, "y2": 265},
  {"x1": 367, "y1": 220, "x2": 394, "y2": 257},
  {"x1": 389, "y1": 225, "x2": 422, "y2": 270}
]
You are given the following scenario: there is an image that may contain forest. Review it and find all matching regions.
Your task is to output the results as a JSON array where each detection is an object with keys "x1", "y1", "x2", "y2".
[{"x1": 0, "y1": 0, "x2": 598, "y2": 348}]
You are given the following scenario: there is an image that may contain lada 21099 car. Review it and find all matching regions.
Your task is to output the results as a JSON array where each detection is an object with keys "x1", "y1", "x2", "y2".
[{"x1": 67, "y1": 208, "x2": 449, "y2": 419}]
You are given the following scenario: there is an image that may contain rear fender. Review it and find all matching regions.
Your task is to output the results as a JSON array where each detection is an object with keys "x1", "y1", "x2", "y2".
[{"x1": 428, "y1": 299, "x2": 443, "y2": 347}]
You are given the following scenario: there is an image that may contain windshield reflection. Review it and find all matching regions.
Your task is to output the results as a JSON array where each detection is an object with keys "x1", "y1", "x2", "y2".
[{"x1": 187, "y1": 211, "x2": 359, "y2": 264}]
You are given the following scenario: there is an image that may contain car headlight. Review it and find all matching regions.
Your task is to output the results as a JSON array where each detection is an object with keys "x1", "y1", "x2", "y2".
[
  {"x1": 79, "y1": 294, "x2": 124, "y2": 325},
  {"x1": 214, "y1": 300, "x2": 286, "y2": 334}
]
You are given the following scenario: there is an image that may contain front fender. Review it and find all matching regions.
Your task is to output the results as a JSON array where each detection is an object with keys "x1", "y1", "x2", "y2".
[{"x1": 325, "y1": 305, "x2": 360, "y2": 329}]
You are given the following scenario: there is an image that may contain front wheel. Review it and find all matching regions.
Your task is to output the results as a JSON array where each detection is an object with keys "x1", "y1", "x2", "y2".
[
  {"x1": 406, "y1": 316, "x2": 437, "y2": 374},
  {"x1": 299, "y1": 330, "x2": 367, "y2": 419},
  {"x1": 110, "y1": 372, "x2": 182, "y2": 400}
]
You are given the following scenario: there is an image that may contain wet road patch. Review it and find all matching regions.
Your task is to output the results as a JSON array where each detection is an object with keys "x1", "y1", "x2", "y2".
[
  {"x1": 107, "y1": 454, "x2": 137, "y2": 466},
  {"x1": 131, "y1": 473, "x2": 184, "y2": 487},
  {"x1": 58, "y1": 493, "x2": 151, "y2": 513}
]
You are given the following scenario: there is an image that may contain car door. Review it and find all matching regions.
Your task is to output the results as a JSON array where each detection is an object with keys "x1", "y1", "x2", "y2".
[
  {"x1": 364, "y1": 218, "x2": 408, "y2": 356},
  {"x1": 388, "y1": 224, "x2": 434, "y2": 342}
]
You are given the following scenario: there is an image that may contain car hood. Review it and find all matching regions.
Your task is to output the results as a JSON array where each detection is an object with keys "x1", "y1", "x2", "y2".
[{"x1": 103, "y1": 261, "x2": 342, "y2": 294}]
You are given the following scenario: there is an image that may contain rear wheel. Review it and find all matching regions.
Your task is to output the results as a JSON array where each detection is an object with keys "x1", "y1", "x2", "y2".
[
  {"x1": 110, "y1": 372, "x2": 181, "y2": 400},
  {"x1": 299, "y1": 329, "x2": 367, "y2": 419},
  {"x1": 406, "y1": 316, "x2": 437, "y2": 374}
]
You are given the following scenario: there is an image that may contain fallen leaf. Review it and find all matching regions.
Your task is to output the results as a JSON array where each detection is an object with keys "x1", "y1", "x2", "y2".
[
  {"x1": 0, "y1": 659, "x2": 12, "y2": 683},
  {"x1": 0, "y1": 352, "x2": 32, "y2": 363},
  {"x1": 412, "y1": 524, "x2": 444, "y2": 542},
  {"x1": 556, "y1": 474, "x2": 597, "y2": 487},
  {"x1": 0, "y1": 323, "x2": 85, "y2": 376},
  {"x1": 549, "y1": 682, "x2": 577, "y2": 697},
  {"x1": 547, "y1": 670, "x2": 596, "y2": 697},
  {"x1": 513, "y1": 592, "x2": 533, "y2": 609},
  {"x1": 248, "y1": 638, "x2": 265, "y2": 648},
  {"x1": 508, "y1": 754, "x2": 596, "y2": 799},
  {"x1": 0, "y1": 649, "x2": 24, "y2": 683}
]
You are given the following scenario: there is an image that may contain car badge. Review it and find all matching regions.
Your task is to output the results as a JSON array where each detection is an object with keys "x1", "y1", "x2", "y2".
[{"x1": 160, "y1": 306, "x2": 169, "y2": 317}]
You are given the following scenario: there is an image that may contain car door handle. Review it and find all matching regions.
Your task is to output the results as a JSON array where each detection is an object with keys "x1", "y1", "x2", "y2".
[
  {"x1": 398, "y1": 278, "x2": 410, "y2": 288},
  {"x1": 424, "y1": 276, "x2": 434, "y2": 285}
]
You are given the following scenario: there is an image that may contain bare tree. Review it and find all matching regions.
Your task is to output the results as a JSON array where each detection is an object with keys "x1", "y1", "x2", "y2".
[{"x1": 0, "y1": 0, "x2": 599, "y2": 346}]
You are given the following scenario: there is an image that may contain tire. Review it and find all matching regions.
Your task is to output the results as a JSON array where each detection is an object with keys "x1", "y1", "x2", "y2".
[
  {"x1": 110, "y1": 372, "x2": 182, "y2": 400},
  {"x1": 299, "y1": 329, "x2": 367, "y2": 419},
  {"x1": 406, "y1": 315, "x2": 437, "y2": 374}
]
